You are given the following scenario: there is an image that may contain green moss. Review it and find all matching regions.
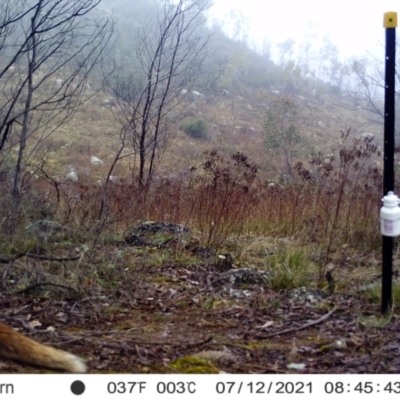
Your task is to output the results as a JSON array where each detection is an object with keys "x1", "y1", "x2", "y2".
[{"x1": 169, "y1": 356, "x2": 219, "y2": 374}]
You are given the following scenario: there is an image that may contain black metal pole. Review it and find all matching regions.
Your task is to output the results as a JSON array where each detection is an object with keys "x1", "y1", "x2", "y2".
[{"x1": 382, "y1": 13, "x2": 396, "y2": 315}]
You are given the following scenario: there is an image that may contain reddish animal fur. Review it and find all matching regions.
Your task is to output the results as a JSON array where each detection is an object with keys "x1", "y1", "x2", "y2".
[{"x1": 0, "y1": 322, "x2": 86, "y2": 373}]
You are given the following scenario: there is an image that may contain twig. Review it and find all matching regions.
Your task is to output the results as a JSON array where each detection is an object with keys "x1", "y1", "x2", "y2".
[
  {"x1": 71, "y1": 296, "x2": 107, "y2": 313},
  {"x1": 0, "y1": 251, "x2": 32, "y2": 264},
  {"x1": 52, "y1": 330, "x2": 213, "y2": 349},
  {"x1": 50, "y1": 330, "x2": 134, "y2": 346},
  {"x1": 0, "y1": 251, "x2": 79, "y2": 263},
  {"x1": 241, "y1": 363, "x2": 288, "y2": 374},
  {"x1": 255, "y1": 308, "x2": 336, "y2": 339},
  {"x1": 184, "y1": 336, "x2": 213, "y2": 349},
  {"x1": 1, "y1": 260, "x2": 14, "y2": 289},
  {"x1": 25, "y1": 254, "x2": 80, "y2": 261},
  {"x1": 16, "y1": 282, "x2": 76, "y2": 294},
  {"x1": 342, "y1": 343, "x2": 398, "y2": 365}
]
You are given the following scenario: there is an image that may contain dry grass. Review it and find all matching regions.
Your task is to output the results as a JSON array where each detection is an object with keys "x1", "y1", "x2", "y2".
[
  {"x1": 0, "y1": 72, "x2": 387, "y2": 298},
  {"x1": 0, "y1": 129, "x2": 384, "y2": 294}
]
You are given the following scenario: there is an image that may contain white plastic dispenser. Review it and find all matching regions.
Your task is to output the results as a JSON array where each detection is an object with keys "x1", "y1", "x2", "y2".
[{"x1": 380, "y1": 191, "x2": 400, "y2": 237}]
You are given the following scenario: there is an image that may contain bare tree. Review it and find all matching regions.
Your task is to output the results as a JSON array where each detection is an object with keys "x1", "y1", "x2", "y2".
[
  {"x1": 0, "y1": 0, "x2": 113, "y2": 233},
  {"x1": 108, "y1": 0, "x2": 213, "y2": 188},
  {"x1": 349, "y1": 52, "x2": 400, "y2": 141},
  {"x1": 277, "y1": 38, "x2": 295, "y2": 68}
]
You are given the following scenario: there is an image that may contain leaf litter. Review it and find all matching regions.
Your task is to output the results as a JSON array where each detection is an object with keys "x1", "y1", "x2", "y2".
[{"x1": 0, "y1": 244, "x2": 399, "y2": 374}]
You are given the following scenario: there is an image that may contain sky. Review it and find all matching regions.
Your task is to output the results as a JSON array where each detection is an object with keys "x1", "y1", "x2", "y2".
[{"x1": 210, "y1": 0, "x2": 400, "y2": 60}]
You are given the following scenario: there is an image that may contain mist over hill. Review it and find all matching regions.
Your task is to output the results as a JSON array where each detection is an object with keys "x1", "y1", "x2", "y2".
[
  {"x1": 92, "y1": 0, "x2": 386, "y2": 181},
  {"x1": 0, "y1": 0, "x2": 389, "y2": 187}
]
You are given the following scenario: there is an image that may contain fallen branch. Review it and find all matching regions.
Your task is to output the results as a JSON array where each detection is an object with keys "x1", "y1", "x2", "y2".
[
  {"x1": 71, "y1": 296, "x2": 108, "y2": 313},
  {"x1": 342, "y1": 343, "x2": 398, "y2": 366},
  {"x1": 26, "y1": 254, "x2": 80, "y2": 262},
  {"x1": 52, "y1": 330, "x2": 135, "y2": 346},
  {"x1": 16, "y1": 282, "x2": 77, "y2": 294},
  {"x1": 183, "y1": 336, "x2": 213, "y2": 349},
  {"x1": 0, "y1": 249, "x2": 79, "y2": 264},
  {"x1": 53, "y1": 329, "x2": 213, "y2": 350},
  {"x1": 254, "y1": 308, "x2": 336, "y2": 339},
  {"x1": 0, "y1": 251, "x2": 32, "y2": 264}
]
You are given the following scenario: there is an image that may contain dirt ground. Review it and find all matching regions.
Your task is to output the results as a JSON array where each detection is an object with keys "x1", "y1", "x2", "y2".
[{"x1": 0, "y1": 255, "x2": 399, "y2": 374}]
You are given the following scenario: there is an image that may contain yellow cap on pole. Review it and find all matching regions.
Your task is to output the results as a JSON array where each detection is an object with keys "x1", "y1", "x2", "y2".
[{"x1": 384, "y1": 12, "x2": 397, "y2": 28}]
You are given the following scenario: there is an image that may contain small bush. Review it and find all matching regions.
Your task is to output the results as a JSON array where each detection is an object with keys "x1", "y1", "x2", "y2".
[
  {"x1": 187, "y1": 150, "x2": 258, "y2": 247},
  {"x1": 182, "y1": 118, "x2": 209, "y2": 140},
  {"x1": 266, "y1": 247, "x2": 313, "y2": 290}
]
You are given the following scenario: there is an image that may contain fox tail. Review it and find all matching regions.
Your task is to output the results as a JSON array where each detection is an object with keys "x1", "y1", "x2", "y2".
[{"x1": 0, "y1": 322, "x2": 86, "y2": 373}]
